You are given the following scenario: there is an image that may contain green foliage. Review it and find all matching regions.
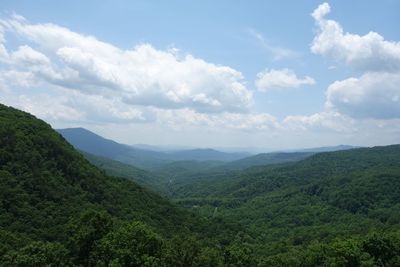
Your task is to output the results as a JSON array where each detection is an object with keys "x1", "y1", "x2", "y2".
[
  {"x1": 82, "y1": 151, "x2": 167, "y2": 193},
  {"x1": 2, "y1": 103, "x2": 400, "y2": 266},
  {"x1": 259, "y1": 232, "x2": 400, "y2": 266},
  {"x1": 95, "y1": 221, "x2": 163, "y2": 267},
  {"x1": 0, "y1": 104, "x2": 238, "y2": 266},
  {"x1": 67, "y1": 209, "x2": 114, "y2": 266},
  {"x1": 1, "y1": 241, "x2": 71, "y2": 267}
]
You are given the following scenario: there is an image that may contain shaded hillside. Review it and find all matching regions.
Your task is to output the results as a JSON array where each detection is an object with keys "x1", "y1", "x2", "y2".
[
  {"x1": 0, "y1": 104, "x2": 243, "y2": 266},
  {"x1": 82, "y1": 151, "x2": 167, "y2": 193}
]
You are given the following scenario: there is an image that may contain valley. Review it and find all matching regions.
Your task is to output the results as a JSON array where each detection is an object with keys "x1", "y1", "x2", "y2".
[{"x1": 1, "y1": 104, "x2": 400, "y2": 266}]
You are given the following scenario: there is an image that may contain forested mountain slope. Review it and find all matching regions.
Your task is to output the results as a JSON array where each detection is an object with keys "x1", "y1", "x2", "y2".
[
  {"x1": 173, "y1": 145, "x2": 400, "y2": 261},
  {"x1": 216, "y1": 151, "x2": 314, "y2": 171},
  {"x1": 0, "y1": 104, "x2": 242, "y2": 266},
  {"x1": 82, "y1": 151, "x2": 167, "y2": 193},
  {"x1": 2, "y1": 103, "x2": 400, "y2": 266},
  {"x1": 57, "y1": 127, "x2": 173, "y2": 169}
]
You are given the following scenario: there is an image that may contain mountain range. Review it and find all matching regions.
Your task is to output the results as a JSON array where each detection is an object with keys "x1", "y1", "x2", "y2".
[{"x1": 2, "y1": 104, "x2": 400, "y2": 266}]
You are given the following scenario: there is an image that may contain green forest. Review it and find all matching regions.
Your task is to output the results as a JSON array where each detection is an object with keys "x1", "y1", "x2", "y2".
[{"x1": 1, "y1": 103, "x2": 400, "y2": 266}]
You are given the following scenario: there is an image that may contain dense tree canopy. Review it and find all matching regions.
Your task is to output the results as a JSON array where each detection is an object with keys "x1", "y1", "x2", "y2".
[{"x1": 1, "y1": 103, "x2": 400, "y2": 266}]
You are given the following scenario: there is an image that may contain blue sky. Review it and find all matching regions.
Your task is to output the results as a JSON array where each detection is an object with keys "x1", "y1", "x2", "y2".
[{"x1": 0, "y1": 0, "x2": 399, "y2": 150}]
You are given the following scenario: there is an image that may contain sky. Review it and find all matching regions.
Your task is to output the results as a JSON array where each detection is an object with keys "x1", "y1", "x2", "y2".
[{"x1": 0, "y1": 0, "x2": 399, "y2": 151}]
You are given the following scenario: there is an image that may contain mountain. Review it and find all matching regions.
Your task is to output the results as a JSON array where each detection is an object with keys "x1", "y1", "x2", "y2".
[
  {"x1": 289, "y1": 144, "x2": 359, "y2": 153},
  {"x1": 81, "y1": 151, "x2": 167, "y2": 193},
  {"x1": 2, "y1": 104, "x2": 400, "y2": 266},
  {"x1": 58, "y1": 127, "x2": 249, "y2": 170},
  {"x1": 57, "y1": 127, "x2": 172, "y2": 169},
  {"x1": 172, "y1": 145, "x2": 400, "y2": 260},
  {"x1": 167, "y1": 148, "x2": 249, "y2": 162},
  {"x1": 57, "y1": 127, "x2": 132, "y2": 158},
  {"x1": 218, "y1": 151, "x2": 314, "y2": 171},
  {"x1": 0, "y1": 104, "x2": 242, "y2": 266}
]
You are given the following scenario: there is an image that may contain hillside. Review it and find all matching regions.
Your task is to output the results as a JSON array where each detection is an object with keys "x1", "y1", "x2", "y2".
[
  {"x1": 292, "y1": 144, "x2": 358, "y2": 153},
  {"x1": 82, "y1": 151, "x2": 167, "y2": 193},
  {"x1": 172, "y1": 145, "x2": 400, "y2": 259},
  {"x1": 0, "y1": 104, "x2": 243, "y2": 266},
  {"x1": 217, "y1": 151, "x2": 314, "y2": 171},
  {"x1": 2, "y1": 104, "x2": 400, "y2": 266},
  {"x1": 58, "y1": 128, "x2": 249, "y2": 171},
  {"x1": 57, "y1": 128, "x2": 172, "y2": 169}
]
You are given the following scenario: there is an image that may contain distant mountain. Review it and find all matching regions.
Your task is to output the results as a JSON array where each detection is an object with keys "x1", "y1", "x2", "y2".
[
  {"x1": 57, "y1": 127, "x2": 132, "y2": 158},
  {"x1": 57, "y1": 128, "x2": 173, "y2": 169},
  {"x1": 167, "y1": 148, "x2": 249, "y2": 162},
  {"x1": 289, "y1": 144, "x2": 359, "y2": 153},
  {"x1": 219, "y1": 151, "x2": 314, "y2": 171},
  {"x1": 58, "y1": 128, "x2": 250, "y2": 170},
  {"x1": 131, "y1": 144, "x2": 195, "y2": 152}
]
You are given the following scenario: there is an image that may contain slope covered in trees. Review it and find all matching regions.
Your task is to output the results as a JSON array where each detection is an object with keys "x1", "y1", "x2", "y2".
[
  {"x1": 0, "y1": 104, "x2": 243, "y2": 266},
  {"x1": 215, "y1": 151, "x2": 314, "y2": 171},
  {"x1": 2, "y1": 103, "x2": 400, "y2": 266},
  {"x1": 82, "y1": 151, "x2": 167, "y2": 193},
  {"x1": 172, "y1": 145, "x2": 400, "y2": 262}
]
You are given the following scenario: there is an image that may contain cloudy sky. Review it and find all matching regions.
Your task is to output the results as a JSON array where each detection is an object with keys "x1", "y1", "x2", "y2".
[{"x1": 0, "y1": 0, "x2": 399, "y2": 150}]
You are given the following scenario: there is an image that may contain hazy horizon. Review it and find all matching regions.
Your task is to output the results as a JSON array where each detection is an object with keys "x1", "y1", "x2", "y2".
[
  {"x1": 57, "y1": 126, "x2": 366, "y2": 154},
  {"x1": 1, "y1": 0, "x2": 399, "y2": 149}
]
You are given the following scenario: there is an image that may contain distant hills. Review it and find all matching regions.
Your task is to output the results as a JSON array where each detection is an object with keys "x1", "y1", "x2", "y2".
[
  {"x1": 58, "y1": 127, "x2": 358, "y2": 173},
  {"x1": 173, "y1": 144, "x2": 400, "y2": 257},
  {"x1": 287, "y1": 144, "x2": 359, "y2": 153},
  {"x1": 57, "y1": 128, "x2": 171, "y2": 169},
  {"x1": 57, "y1": 128, "x2": 249, "y2": 169},
  {"x1": 217, "y1": 151, "x2": 315, "y2": 171}
]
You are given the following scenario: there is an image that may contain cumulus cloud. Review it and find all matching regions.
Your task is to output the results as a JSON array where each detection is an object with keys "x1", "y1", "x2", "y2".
[
  {"x1": 283, "y1": 111, "x2": 355, "y2": 133},
  {"x1": 0, "y1": 15, "x2": 252, "y2": 113},
  {"x1": 255, "y1": 68, "x2": 315, "y2": 92},
  {"x1": 157, "y1": 109, "x2": 280, "y2": 131},
  {"x1": 326, "y1": 72, "x2": 400, "y2": 119},
  {"x1": 311, "y1": 2, "x2": 400, "y2": 72},
  {"x1": 0, "y1": 88, "x2": 150, "y2": 124},
  {"x1": 310, "y1": 3, "x2": 400, "y2": 120}
]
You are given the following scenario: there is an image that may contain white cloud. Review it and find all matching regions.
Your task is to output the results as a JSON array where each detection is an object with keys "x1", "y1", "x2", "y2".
[
  {"x1": 11, "y1": 45, "x2": 50, "y2": 66},
  {"x1": 311, "y1": 2, "x2": 400, "y2": 72},
  {"x1": 326, "y1": 72, "x2": 400, "y2": 119},
  {"x1": 311, "y1": 3, "x2": 400, "y2": 120},
  {"x1": 255, "y1": 68, "x2": 315, "y2": 92},
  {"x1": 0, "y1": 10, "x2": 399, "y2": 149},
  {"x1": 0, "y1": 88, "x2": 151, "y2": 124},
  {"x1": 283, "y1": 111, "x2": 355, "y2": 133},
  {"x1": 153, "y1": 108, "x2": 279, "y2": 132},
  {"x1": 0, "y1": 15, "x2": 252, "y2": 113}
]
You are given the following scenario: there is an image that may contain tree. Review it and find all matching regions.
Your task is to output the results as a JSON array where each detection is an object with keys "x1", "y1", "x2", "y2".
[
  {"x1": 67, "y1": 209, "x2": 113, "y2": 266},
  {"x1": 96, "y1": 221, "x2": 163, "y2": 267},
  {"x1": 0, "y1": 241, "x2": 70, "y2": 267}
]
